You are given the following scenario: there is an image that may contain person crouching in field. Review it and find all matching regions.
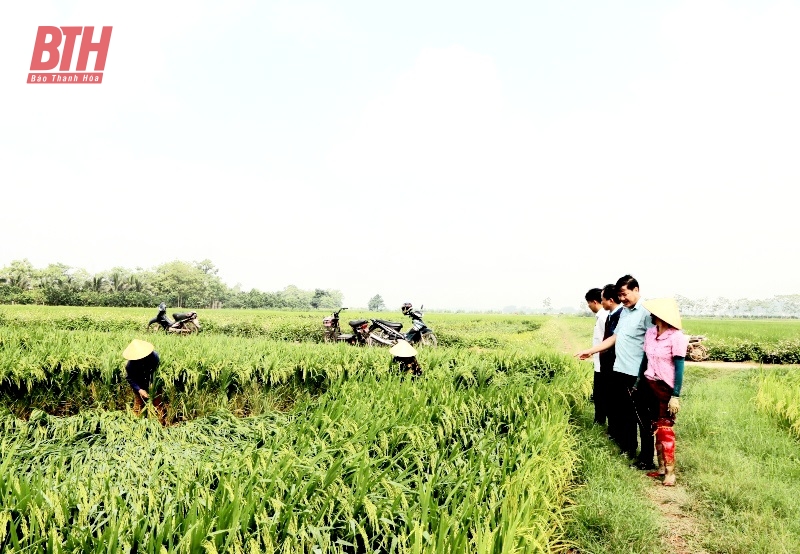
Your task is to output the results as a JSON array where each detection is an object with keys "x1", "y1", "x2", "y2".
[
  {"x1": 634, "y1": 298, "x2": 688, "y2": 486},
  {"x1": 390, "y1": 340, "x2": 422, "y2": 378},
  {"x1": 123, "y1": 339, "x2": 166, "y2": 424}
]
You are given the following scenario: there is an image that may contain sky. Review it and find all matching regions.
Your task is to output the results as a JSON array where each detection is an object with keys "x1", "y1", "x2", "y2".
[{"x1": 2, "y1": 0, "x2": 799, "y2": 311}]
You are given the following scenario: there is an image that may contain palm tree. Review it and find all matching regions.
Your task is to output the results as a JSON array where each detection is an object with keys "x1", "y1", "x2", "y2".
[
  {"x1": 127, "y1": 275, "x2": 144, "y2": 292},
  {"x1": 8, "y1": 272, "x2": 31, "y2": 290},
  {"x1": 108, "y1": 272, "x2": 127, "y2": 292},
  {"x1": 86, "y1": 275, "x2": 106, "y2": 292}
]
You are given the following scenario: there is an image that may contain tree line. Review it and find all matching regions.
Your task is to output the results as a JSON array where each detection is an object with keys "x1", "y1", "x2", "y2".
[
  {"x1": 673, "y1": 294, "x2": 800, "y2": 318},
  {"x1": 0, "y1": 259, "x2": 343, "y2": 310}
]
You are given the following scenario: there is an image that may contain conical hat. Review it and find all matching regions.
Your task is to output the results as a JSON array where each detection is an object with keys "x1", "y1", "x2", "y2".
[
  {"x1": 122, "y1": 339, "x2": 154, "y2": 360},
  {"x1": 390, "y1": 340, "x2": 417, "y2": 357},
  {"x1": 643, "y1": 298, "x2": 682, "y2": 330}
]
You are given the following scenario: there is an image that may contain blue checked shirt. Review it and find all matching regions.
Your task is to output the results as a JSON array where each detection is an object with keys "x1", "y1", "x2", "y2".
[{"x1": 612, "y1": 300, "x2": 654, "y2": 376}]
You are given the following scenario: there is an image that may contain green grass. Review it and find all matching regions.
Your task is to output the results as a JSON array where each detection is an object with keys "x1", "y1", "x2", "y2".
[
  {"x1": 564, "y1": 405, "x2": 663, "y2": 554},
  {"x1": 678, "y1": 366, "x2": 800, "y2": 553}
]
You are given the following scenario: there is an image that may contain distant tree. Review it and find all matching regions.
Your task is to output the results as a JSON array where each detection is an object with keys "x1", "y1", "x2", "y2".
[
  {"x1": 310, "y1": 288, "x2": 343, "y2": 310},
  {"x1": 107, "y1": 270, "x2": 129, "y2": 293},
  {"x1": 675, "y1": 294, "x2": 696, "y2": 316},
  {"x1": 543, "y1": 297, "x2": 552, "y2": 313},
  {"x1": 311, "y1": 289, "x2": 328, "y2": 309},
  {"x1": 152, "y1": 261, "x2": 209, "y2": 308},
  {"x1": 86, "y1": 274, "x2": 106, "y2": 292},
  {"x1": 36, "y1": 263, "x2": 70, "y2": 289},
  {"x1": 279, "y1": 285, "x2": 312, "y2": 310},
  {"x1": 0, "y1": 259, "x2": 35, "y2": 290},
  {"x1": 368, "y1": 294, "x2": 386, "y2": 311},
  {"x1": 194, "y1": 259, "x2": 218, "y2": 275},
  {"x1": 127, "y1": 275, "x2": 145, "y2": 293}
]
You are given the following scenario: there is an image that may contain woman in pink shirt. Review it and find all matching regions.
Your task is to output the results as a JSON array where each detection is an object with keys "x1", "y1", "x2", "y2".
[{"x1": 635, "y1": 298, "x2": 689, "y2": 486}]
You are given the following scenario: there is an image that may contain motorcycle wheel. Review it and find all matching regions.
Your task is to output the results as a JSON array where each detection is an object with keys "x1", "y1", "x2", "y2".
[
  {"x1": 420, "y1": 333, "x2": 438, "y2": 347},
  {"x1": 147, "y1": 322, "x2": 166, "y2": 333},
  {"x1": 184, "y1": 321, "x2": 200, "y2": 334}
]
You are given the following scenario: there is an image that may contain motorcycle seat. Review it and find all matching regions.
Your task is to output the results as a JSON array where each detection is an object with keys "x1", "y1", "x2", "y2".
[
  {"x1": 348, "y1": 319, "x2": 368, "y2": 327},
  {"x1": 173, "y1": 312, "x2": 194, "y2": 321},
  {"x1": 375, "y1": 319, "x2": 403, "y2": 331}
]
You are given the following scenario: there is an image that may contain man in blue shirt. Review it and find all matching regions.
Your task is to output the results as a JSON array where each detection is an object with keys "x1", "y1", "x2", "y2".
[{"x1": 576, "y1": 275, "x2": 655, "y2": 468}]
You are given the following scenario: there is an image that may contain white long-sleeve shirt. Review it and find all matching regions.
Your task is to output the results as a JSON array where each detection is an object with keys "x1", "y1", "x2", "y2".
[{"x1": 593, "y1": 309, "x2": 609, "y2": 372}]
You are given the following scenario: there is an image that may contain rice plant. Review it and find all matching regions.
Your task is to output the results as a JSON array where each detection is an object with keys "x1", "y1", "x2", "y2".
[{"x1": 0, "y1": 307, "x2": 589, "y2": 553}]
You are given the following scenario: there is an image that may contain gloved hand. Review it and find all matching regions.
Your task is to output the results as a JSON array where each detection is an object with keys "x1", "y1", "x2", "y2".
[{"x1": 668, "y1": 396, "x2": 680, "y2": 416}]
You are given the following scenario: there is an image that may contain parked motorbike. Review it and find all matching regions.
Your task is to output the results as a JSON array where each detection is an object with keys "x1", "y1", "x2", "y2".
[
  {"x1": 369, "y1": 303, "x2": 437, "y2": 347},
  {"x1": 322, "y1": 307, "x2": 373, "y2": 345},
  {"x1": 148, "y1": 302, "x2": 202, "y2": 334}
]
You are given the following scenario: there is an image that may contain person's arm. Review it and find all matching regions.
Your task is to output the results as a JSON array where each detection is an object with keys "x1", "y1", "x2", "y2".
[
  {"x1": 633, "y1": 355, "x2": 648, "y2": 390},
  {"x1": 142, "y1": 352, "x2": 160, "y2": 398},
  {"x1": 672, "y1": 356, "x2": 684, "y2": 397},
  {"x1": 125, "y1": 361, "x2": 141, "y2": 393},
  {"x1": 575, "y1": 334, "x2": 616, "y2": 359},
  {"x1": 667, "y1": 356, "x2": 685, "y2": 415}
]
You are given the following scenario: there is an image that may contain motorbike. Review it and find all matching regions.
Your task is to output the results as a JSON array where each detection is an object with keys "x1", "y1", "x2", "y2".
[
  {"x1": 322, "y1": 307, "x2": 373, "y2": 345},
  {"x1": 369, "y1": 304, "x2": 437, "y2": 347},
  {"x1": 148, "y1": 302, "x2": 202, "y2": 334}
]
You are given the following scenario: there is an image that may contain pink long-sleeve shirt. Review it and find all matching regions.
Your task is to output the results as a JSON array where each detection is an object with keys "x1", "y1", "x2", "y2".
[{"x1": 643, "y1": 327, "x2": 688, "y2": 389}]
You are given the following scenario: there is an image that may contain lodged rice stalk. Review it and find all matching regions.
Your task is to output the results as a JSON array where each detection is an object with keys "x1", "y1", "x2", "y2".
[
  {"x1": 754, "y1": 367, "x2": 800, "y2": 439},
  {"x1": 0, "y1": 307, "x2": 589, "y2": 553},
  {"x1": 0, "y1": 370, "x2": 584, "y2": 553}
]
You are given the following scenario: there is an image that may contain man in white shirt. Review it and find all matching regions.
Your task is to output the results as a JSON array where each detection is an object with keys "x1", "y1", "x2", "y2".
[{"x1": 585, "y1": 288, "x2": 608, "y2": 424}]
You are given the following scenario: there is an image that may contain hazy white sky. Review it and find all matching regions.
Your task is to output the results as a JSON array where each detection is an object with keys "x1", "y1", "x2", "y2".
[{"x1": 2, "y1": 0, "x2": 799, "y2": 311}]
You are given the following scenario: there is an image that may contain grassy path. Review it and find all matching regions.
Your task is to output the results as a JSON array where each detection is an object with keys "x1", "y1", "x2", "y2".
[{"x1": 546, "y1": 317, "x2": 800, "y2": 553}]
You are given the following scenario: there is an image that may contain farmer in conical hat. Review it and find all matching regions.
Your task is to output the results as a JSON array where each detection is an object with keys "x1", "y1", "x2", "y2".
[
  {"x1": 122, "y1": 339, "x2": 165, "y2": 424},
  {"x1": 389, "y1": 340, "x2": 422, "y2": 377},
  {"x1": 635, "y1": 298, "x2": 689, "y2": 486}
]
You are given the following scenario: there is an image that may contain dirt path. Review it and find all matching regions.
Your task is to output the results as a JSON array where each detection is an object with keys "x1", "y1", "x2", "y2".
[
  {"x1": 686, "y1": 360, "x2": 760, "y2": 369},
  {"x1": 644, "y1": 478, "x2": 709, "y2": 554},
  {"x1": 541, "y1": 317, "x2": 586, "y2": 355}
]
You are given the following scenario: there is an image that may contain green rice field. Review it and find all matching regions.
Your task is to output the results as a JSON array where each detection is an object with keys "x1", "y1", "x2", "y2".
[
  {"x1": 0, "y1": 306, "x2": 586, "y2": 553},
  {"x1": 682, "y1": 317, "x2": 800, "y2": 363},
  {"x1": 1, "y1": 306, "x2": 799, "y2": 553}
]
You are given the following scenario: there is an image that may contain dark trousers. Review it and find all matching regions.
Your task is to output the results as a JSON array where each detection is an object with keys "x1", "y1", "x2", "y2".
[
  {"x1": 608, "y1": 372, "x2": 638, "y2": 457},
  {"x1": 593, "y1": 371, "x2": 611, "y2": 425},
  {"x1": 638, "y1": 378, "x2": 676, "y2": 433},
  {"x1": 632, "y1": 387, "x2": 654, "y2": 465}
]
